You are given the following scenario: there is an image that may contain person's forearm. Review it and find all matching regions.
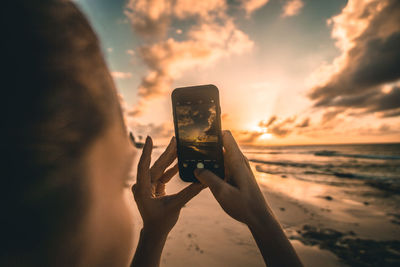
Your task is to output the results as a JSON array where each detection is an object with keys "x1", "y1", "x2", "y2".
[
  {"x1": 248, "y1": 213, "x2": 303, "y2": 267},
  {"x1": 131, "y1": 228, "x2": 168, "y2": 267}
]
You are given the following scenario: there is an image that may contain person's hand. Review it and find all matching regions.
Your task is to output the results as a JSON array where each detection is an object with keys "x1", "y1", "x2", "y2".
[
  {"x1": 194, "y1": 130, "x2": 272, "y2": 227},
  {"x1": 132, "y1": 136, "x2": 205, "y2": 238},
  {"x1": 194, "y1": 131, "x2": 303, "y2": 267}
]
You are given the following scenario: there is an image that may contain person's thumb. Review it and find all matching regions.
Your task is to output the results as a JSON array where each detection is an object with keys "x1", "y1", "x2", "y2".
[{"x1": 194, "y1": 168, "x2": 224, "y2": 195}]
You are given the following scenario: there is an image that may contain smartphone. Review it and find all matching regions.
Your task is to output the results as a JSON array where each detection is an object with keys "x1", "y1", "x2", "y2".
[{"x1": 172, "y1": 84, "x2": 225, "y2": 182}]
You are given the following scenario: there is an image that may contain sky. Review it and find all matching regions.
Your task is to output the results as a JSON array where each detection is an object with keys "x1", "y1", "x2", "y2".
[{"x1": 75, "y1": 0, "x2": 400, "y2": 145}]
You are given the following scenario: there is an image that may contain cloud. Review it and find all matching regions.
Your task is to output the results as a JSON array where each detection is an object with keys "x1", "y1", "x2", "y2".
[
  {"x1": 281, "y1": 0, "x2": 304, "y2": 17},
  {"x1": 257, "y1": 116, "x2": 310, "y2": 139},
  {"x1": 296, "y1": 117, "x2": 310, "y2": 128},
  {"x1": 268, "y1": 116, "x2": 310, "y2": 136},
  {"x1": 309, "y1": 0, "x2": 400, "y2": 118},
  {"x1": 259, "y1": 115, "x2": 277, "y2": 127},
  {"x1": 135, "y1": 22, "x2": 253, "y2": 98},
  {"x1": 238, "y1": 130, "x2": 264, "y2": 143},
  {"x1": 269, "y1": 124, "x2": 291, "y2": 137},
  {"x1": 125, "y1": 0, "x2": 254, "y2": 115},
  {"x1": 356, "y1": 123, "x2": 400, "y2": 136},
  {"x1": 125, "y1": 0, "x2": 227, "y2": 38},
  {"x1": 321, "y1": 108, "x2": 345, "y2": 124},
  {"x1": 128, "y1": 121, "x2": 174, "y2": 139},
  {"x1": 124, "y1": 0, "x2": 170, "y2": 38},
  {"x1": 235, "y1": 115, "x2": 312, "y2": 143},
  {"x1": 318, "y1": 86, "x2": 400, "y2": 118},
  {"x1": 111, "y1": 71, "x2": 133, "y2": 79},
  {"x1": 126, "y1": 49, "x2": 135, "y2": 56},
  {"x1": 240, "y1": 0, "x2": 270, "y2": 16}
]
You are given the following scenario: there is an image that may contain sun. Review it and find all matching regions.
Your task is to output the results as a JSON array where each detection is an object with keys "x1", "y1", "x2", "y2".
[
  {"x1": 259, "y1": 132, "x2": 273, "y2": 140},
  {"x1": 251, "y1": 125, "x2": 273, "y2": 140}
]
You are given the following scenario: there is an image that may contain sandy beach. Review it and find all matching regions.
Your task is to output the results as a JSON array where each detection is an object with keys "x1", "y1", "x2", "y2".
[{"x1": 128, "y1": 146, "x2": 400, "y2": 267}]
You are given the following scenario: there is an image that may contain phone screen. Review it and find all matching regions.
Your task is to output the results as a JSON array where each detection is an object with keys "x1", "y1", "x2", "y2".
[
  {"x1": 176, "y1": 99, "x2": 218, "y2": 160},
  {"x1": 172, "y1": 85, "x2": 224, "y2": 182}
]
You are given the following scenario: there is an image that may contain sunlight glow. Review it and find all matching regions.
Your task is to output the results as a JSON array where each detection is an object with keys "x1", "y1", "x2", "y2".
[
  {"x1": 251, "y1": 125, "x2": 273, "y2": 140},
  {"x1": 260, "y1": 132, "x2": 273, "y2": 140}
]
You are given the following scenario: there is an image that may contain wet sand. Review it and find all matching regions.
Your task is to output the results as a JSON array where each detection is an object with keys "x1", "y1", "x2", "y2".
[{"x1": 128, "y1": 151, "x2": 400, "y2": 266}]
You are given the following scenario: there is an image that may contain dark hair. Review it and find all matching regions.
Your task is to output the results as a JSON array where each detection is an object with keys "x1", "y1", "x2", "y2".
[{"x1": 0, "y1": 0, "x2": 121, "y2": 265}]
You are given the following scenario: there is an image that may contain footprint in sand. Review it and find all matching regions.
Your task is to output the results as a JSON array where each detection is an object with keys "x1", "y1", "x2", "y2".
[{"x1": 186, "y1": 233, "x2": 204, "y2": 254}]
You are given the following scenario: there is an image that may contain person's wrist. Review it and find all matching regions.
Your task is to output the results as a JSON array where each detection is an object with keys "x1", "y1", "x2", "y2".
[
  {"x1": 246, "y1": 207, "x2": 277, "y2": 233},
  {"x1": 141, "y1": 225, "x2": 169, "y2": 242}
]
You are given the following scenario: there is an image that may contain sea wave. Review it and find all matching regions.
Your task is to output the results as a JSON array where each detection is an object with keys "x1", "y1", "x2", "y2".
[
  {"x1": 250, "y1": 163, "x2": 394, "y2": 181},
  {"x1": 314, "y1": 150, "x2": 400, "y2": 160},
  {"x1": 247, "y1": 143, "x2": 400, "y2": 194},
  {"x1": 250, "y1": 159, "x2": 320, "y2": 168}
]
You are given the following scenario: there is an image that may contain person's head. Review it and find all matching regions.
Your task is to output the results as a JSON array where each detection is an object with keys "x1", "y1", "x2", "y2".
[{"x1": 1, "y1": 0, "x2": 136, "y2": 266}]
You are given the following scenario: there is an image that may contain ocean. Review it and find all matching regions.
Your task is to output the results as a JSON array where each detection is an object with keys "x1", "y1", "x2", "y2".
[{"x1": 242, "y1": 143, "x2": 400, "y2": 195}]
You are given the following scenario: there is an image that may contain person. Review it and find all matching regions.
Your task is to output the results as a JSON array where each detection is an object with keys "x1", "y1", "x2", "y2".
[{"x1": 0, "y1": 0, "x2": 303, "y2": 266}]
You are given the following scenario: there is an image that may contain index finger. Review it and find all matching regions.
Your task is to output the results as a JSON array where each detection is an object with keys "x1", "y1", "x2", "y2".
[
  {"x1": 150, "y1": 136, "x2": 176, "y2": 181},
  {"x1": 222, "y1": 130, "x2": 247, "y2": 188},
  {"x1": 136, "y1": 136, "x2": 153, "y2": 195},
  {"x1": 222, "y1": 130, "x2": 243, "y2": 160}
]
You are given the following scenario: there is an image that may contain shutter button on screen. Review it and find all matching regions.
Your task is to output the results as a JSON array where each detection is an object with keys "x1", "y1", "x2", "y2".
[{"x1": 196, "y1": 162, "x2": 204, "y2": 169}]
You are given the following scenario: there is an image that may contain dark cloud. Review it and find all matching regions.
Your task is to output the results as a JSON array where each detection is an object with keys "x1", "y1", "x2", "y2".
[
  {"x1": 259, "y1": 115, "x2": 310, "y2": 138},
  {"x1": 318, "y1": 86, "x2": 400, "y2": 118},
  {"x1": 269, "y1": 124, "x2": 291, "y2": 137},
  {"x1": 237, "y1": 115, "x2": 312, "y2": 142},
  {"x1": 239, "y1": 131, "x2": 264, "y2": 143},
  {"x1": 321, "y1": 108, "x2": 344, "y2": 124},
  {"x1": 259, "y1": 115, "x2": 276, "y2": 127},
  {"x1": 309, "y1": 0, "x2": 400, "y2": 117},
  {"x1": 296, "y1": 117, "x2": 310, "y2": 128}
]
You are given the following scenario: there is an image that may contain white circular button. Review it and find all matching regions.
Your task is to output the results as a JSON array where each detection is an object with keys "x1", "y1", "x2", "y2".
[{"x1": 196, "y1": 162, "x2": 204, "y2": 169}]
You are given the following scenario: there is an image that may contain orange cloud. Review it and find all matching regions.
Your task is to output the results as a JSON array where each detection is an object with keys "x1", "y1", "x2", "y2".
[
  {"x1": 111, "y1": 71, "x2": 132, "y2": 79},
  {"x1": 126, "y1": 49, "x2": 135, "y2": 56},
  {"x1": 125, "y1": 0, "x2": 227, "y2": 38},
  {"x1": 281, "y1": 0, "x2": 304, "y2": 17},
  {"x1": 136, "y1": 21, "x2": 253, "y2": 98},
  {"x1": 240, "y1": 0, "x2": 270, "y2": 16},
  {"x1": 125, "y1": 0, "x2": 254, "y2": 116},
  {"x1": 238, "y1": 116, "x2": 312, "y2": 144}
]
